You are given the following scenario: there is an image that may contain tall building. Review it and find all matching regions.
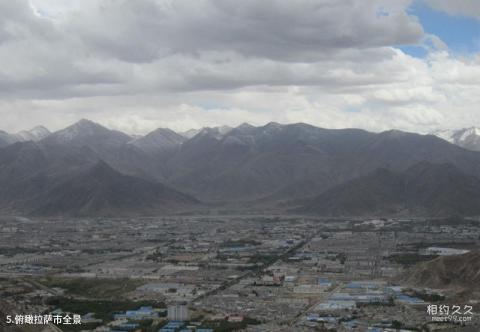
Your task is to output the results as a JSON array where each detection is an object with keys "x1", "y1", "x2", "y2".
[{"x1": 167, "y1": 303, "x2": 189, "y2": 321}]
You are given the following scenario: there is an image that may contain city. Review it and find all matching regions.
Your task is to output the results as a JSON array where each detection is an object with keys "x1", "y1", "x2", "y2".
[{"x1": 1, "y1": 215, "x2": 478, "y2": 331}]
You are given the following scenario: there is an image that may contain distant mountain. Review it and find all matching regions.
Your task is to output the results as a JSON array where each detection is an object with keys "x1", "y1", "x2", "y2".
[
  {"x1": 42, "y1": 119, "x2": 131, "y2": 149},
  {"x1": 39, "y1": 119, "x2": 164, "y2": 180},
  {"x1": 400, "y1": 251, "x2": 480, "y2": 290},
  {"x1": 14, "y1": 126, "x2": 51, "y2": 142},
  {"x1": 129, "y1": 128, "x2": 186, "y2": 154},
  {"x1": 31, "y1": 161, "x2": 199, "y2": 216},
  {"x1": 431, "y1": 127, "x2": 480, "y2": 151},
  {"x1": 180, "y1": 125, "x2": 232, "y2": 139},
  {"x1": 0, "y1": 130, "x2": 15, "y2": 147},
  {"x1": 296, "y1": 162, "x2": 480, "y2": 216},
  {"x1": 166, "y1": 123, "x2": 374, "y2": 200},
  {"x1": 164, "y1": 123, "x2": 480, "y2": 203},
  {"x1": 0, "y1": 126, "x2": 51, "y2": 147},
  {"x1": 181, "y1": 128, "x2": 201, "y2": 139}
]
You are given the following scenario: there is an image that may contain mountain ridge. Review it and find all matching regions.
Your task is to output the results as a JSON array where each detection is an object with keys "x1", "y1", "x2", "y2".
[{"x1": 2, "y1": 120, "x2": 480, "y2": 216}]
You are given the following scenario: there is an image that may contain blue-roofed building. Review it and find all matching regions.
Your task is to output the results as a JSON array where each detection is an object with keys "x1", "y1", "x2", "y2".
[
  {"x1": 167, "y1": 320, "x2": 184, "y2": 327},
  {"x1": 354, "y1": 294, "x2": 389, "y2": 304},
  {"x1": 367, "y1": 328, "x2": 382, "y2": 332},
  {"x1": 330, "y1": 291, "x2": 389, "y2": 305},
  {"x1": 342, "y1": 319, "x2": 359, "y2": 329},
  {"x1": 81, "y1": 312, "x2": 102, "y2": 324},
  {"x1": 318, "y1": 316, "x2": 337, "y2": 323},
  {"x1": 317, "y1": 300, "x2": 356, "y2": 310},
  {"x1": 158, "y1": 321, "x2": 184, "y2": 331},
  {"x1": 346, "y1": 282, "x2": 363, "y2": 289},
  {"x1": 318, "y1": 278, "x2": 332, "y2": 287},
  {"x1": 137, "y1": 306, "x2": 154, "y2": 314},
  {"x1": 307, "y1": 314, "x2": 337, "y2": 323},
  {"x1": 113, "y1": 306, "x2": 158, "y2": 320},
  {"x1": 396, "y1": 294, "x2": 424, "y2": 304},
  {"x1": 117, "y1": 323, "x2": 140, "y2": 331},
  {"x1": 307, "y1": 313, "x2": 319, "y2": 321},
  {"x1": 331, "y1": 292, "x2": 354, "y2": 301},
  {"x1": 346, "y1": 281, "x2": 379, "y2": 290},
  {"x1": 386, "y1": 286, "x2": 403, "y2": 295},
  {"x1": 196, "y1": 329, "x2": 214, "y2": 332}
]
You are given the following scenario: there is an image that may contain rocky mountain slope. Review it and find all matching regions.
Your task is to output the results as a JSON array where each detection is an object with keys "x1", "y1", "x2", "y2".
[
  {"x1": 400, "y1": 251, "x2": 480, "y2": 290},
  {"x1": 32, "y1": 161, "x2": 199, "y2": 216},
  {"x1": 296, "y1": 162, "x2": 480, "y2": 216}
]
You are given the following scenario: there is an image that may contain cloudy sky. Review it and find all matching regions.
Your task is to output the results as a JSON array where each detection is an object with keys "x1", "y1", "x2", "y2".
[{"x1": 1, "y1": 0, "x2": 479, "y2": 134}]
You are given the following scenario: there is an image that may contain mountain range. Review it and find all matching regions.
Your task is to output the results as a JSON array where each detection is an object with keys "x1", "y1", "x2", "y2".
[
  {"x1": 2, "y1": 119, "x2": 480, "y2": 217},
  {"x1": 0, "y1": 126, "x2": 50, "y2": 147}
]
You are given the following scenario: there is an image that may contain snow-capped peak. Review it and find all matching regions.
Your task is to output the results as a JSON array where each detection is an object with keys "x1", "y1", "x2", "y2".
[
  {"x1": 431, "y1": 127, "x2": 480, "y2": 151},
  {"x1": 456, "y1": 127, "x2": 480, "y2": 141},
  {"x1": 430, "y1": 129, "x2": 456, "y2": 143},
  {"x1": 182, "y1": 126, "x2": 233, "y2": 139},
  {"x1": 54, "y1": 119, "x2": 107, "y2": 141}
]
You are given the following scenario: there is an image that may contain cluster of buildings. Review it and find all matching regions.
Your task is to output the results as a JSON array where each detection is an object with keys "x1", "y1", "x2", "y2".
[{"x1": 0, "y1": 216, "x2": 479, "y2": 331}]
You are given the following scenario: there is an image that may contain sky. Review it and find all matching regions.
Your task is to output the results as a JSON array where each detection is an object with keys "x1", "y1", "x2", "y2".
[{"x1": 0, "y1": 0, "x2": 479, "y2": 134}]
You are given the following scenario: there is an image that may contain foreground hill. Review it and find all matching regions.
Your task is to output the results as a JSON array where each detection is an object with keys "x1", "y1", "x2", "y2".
[
  {"x1": 400, "y1": 251, "x2": 480, "y2": 290},
  {"x1": 0, "y1": 141, "x2": 199, "y2": 216},
  {"x1": 31, "y1": 162, "x2": 199, "y2": 216},
  {"x1": 296, "y1": 162, "x2": 480, "y2": 216}
]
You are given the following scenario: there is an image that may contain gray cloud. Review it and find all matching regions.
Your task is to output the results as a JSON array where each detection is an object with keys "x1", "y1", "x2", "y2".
[
  {"x1": 66, "y1": 0, "x2": 423, "y2": 62},
  {"x1": 0, "y1": 0, "x2": 478, "y2": 135},
  {"x1": 425, "y1": 0, "x2": 480, "y2": 19},
  {"x1": 0, "y1": 0, "x2": 425, "y2": 99}
]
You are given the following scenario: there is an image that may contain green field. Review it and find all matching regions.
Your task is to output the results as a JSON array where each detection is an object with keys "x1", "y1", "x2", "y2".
[{"x1": 38, "y1": 277, "x2": 145, "y2": 299}]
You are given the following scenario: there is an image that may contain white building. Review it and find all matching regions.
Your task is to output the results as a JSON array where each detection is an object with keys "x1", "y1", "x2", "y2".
[
  {"x1": 424, "y1": 247, "x2": 469, "y2": 256},
  {"x1": 167, "y1": 304, "x2": 189, "y2": 321}
]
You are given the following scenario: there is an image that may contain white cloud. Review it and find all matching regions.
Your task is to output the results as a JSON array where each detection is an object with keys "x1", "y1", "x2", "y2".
[{"x1": 0, "y1": 0, "x2": 479, "y2": 135}]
